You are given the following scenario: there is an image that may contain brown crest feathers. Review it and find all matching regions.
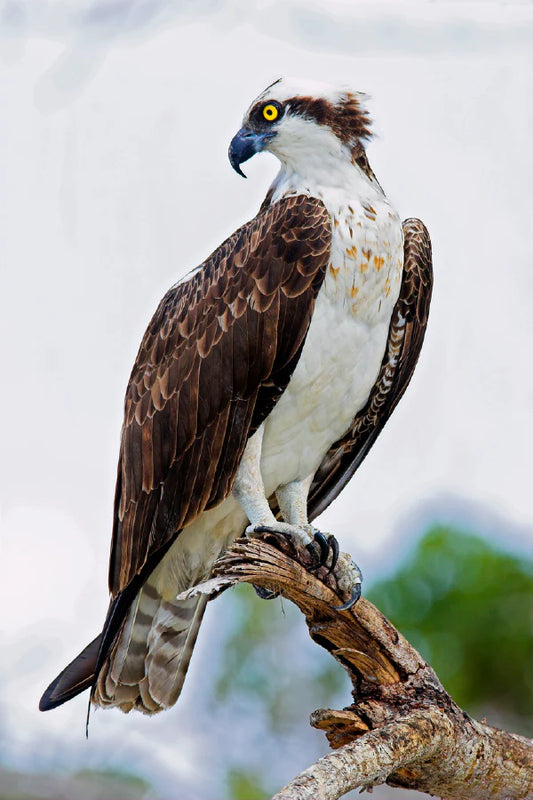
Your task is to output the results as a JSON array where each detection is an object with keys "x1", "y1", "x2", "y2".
[{"x1": 288, "y1": 92, "x2": 372, "y2": 146}]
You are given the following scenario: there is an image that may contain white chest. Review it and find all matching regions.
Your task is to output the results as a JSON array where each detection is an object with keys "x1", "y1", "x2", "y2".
[{"x1": 259, "y1": 177, "x2": 403, "y2": 495}]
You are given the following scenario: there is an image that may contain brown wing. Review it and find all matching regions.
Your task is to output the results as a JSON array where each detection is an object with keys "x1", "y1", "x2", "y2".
[
  {"x1": 109, "y1": 195, "x2": 331, "y2": 596},
  {"x1": 307, "y1": 217, "x2": 433, "y2": 520}
]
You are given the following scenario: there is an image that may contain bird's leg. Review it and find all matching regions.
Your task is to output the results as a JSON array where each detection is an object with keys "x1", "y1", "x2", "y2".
[
  {"x1": 233, "y1": 426, "x2": 285, "y2": 535},
  {"x1": 233, "y1": 426, "x2": 290, "y2": 600},
  {"x1": 234, "y1": 432, "x2": 320, "y2": 597},
  {"x1": 275, "y1": 478, "x2": 362, "y2": 610},
  {"x1": 275, "y1": 475, "x2": 334, "y2": 568},
  {"x1": 233, "y1": 434, "x2": 315, "y2": 554},
  {"x1": 233, "y1": 432, "x2": 361, "y2": 608}
]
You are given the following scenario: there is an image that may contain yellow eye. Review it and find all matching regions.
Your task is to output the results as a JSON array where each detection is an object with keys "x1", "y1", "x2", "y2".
[{"x1": 262, "y1": 103, "x2": 279, "y2": 122}]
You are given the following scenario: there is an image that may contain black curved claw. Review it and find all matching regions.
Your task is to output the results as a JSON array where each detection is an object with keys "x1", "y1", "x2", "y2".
[
  {"x1": 252, "y1": 525, "x2": 282, "y2": 535},
  {"x1": 326, "y1": 535, "x2": 339, "y2": 574},
  {"x1": 332, "y1": 581, "x2": 362, "y2": 611},
  {"x1": 308, "y1": 530, "x2": 330, "y2": 568},
  {"x1": 254, "y1": 584, "x2": 280, "y2": 600}
]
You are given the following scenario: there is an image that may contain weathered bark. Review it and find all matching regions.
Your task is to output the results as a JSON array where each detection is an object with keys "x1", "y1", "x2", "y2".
[{"x1": 209, "y1": 536, "x2": 533, "y2": 800}]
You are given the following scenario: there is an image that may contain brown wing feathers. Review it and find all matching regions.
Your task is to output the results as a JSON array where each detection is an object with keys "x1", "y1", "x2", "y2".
[
  {"x1": 109, "y1": 195, "x2": 331, "y2": 596},
  {"x1": 307, "y1": 217, "x2": 433, "y2": 519},
  {"x1": 40, "y1": 196, "x2": 331, "y2": 713}
]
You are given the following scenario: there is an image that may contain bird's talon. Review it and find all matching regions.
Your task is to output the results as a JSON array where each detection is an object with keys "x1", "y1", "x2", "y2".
[
  {"x1": 254, "y1": 584, "x2": 280, "y2": 600},
  {"x1": 306, "y1": 530, "x2": 329, "y2": 569},
  {"x1": 252, "y1": 524, "x2": 282, "y2": 535},
  {"x1": 326, "y1": 535, "x2": 339, "y2": 574},
  {"x1": 332, "y1": 581, "x2": 362, "y2": 611},
  {"x1": 314, "y1": 530, "x2": 330, "y2": 565}
]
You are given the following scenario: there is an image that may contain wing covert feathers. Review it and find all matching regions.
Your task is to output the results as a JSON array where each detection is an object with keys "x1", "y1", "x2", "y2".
[
  {"x1": 110, "y1": 195, "x2": 331, "y2": 595},
  {"x1": 40, "y1": 196, "x2": 330, "y2": 713},
  {"x1": 308, "y1": 217, "x2": 433, "y2": 519}
]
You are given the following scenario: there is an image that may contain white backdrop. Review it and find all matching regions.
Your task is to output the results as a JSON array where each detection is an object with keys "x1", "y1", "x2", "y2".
[{"x1": 1, "y1": 1, "x2": 532, "y2": 796}]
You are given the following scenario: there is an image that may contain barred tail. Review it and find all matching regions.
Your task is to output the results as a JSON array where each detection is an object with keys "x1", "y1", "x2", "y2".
[
  {"x1": 40, "y1": 512, "x2": 241, "y2": 715},
  {"x1": 40, "y1": 572, "x2": 210, "y2": 715},
  {"x1": 93, "y1": 576, "x2": 208, "y2": 714}
]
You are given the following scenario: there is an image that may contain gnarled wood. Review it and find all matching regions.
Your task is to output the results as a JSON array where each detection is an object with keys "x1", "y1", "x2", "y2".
[{"x1": 213, "y1": 537, "x2": 533, "y2": 800}]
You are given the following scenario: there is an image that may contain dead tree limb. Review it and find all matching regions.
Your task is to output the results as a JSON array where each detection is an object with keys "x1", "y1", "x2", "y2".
[{"x1": 208, "y1": 536, "x2": 533, "y2": 800}]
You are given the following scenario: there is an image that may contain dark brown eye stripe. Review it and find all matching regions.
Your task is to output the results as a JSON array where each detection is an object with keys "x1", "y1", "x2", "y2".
[{"x1": 287, "y1": 94, "x2": 372, "y2": 146}]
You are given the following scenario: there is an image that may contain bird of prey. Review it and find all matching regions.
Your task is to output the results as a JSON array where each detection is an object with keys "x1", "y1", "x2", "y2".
[{"x1": 40, "y1": 78, "x2": 432, "y2": 716}]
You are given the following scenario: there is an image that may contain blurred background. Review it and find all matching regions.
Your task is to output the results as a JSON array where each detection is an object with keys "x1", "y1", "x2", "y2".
[{"x1": 1, "y1": 1, "x2": 532, "y2": 798}]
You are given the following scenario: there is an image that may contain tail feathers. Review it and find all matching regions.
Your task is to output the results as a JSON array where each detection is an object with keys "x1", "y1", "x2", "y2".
[
  {"x1": 93, "y1": 582, "x2": 209, "y2": 714},
  {"x1": 41, "y1": 536, "x2": 215, "y2": 716},
  {"x1": 145, "y1": 594, "x2": 208, "y2": 709},
  {"x1": 39, "y1": 635, "x2": 101, "y2": 711}
]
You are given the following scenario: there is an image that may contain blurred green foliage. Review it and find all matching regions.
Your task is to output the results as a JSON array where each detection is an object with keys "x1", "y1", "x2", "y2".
[
  {"x1": 368, "y1": 526, "x2": 533, "y2": 735},
  {"x1": 226, "y1": 768, "x2": 270, "y2": 800}
]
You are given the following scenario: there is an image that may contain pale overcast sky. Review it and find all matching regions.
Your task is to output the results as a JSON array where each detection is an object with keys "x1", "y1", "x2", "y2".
[{"x1": 1, "y1": 1, "x2": 532, "y2": 796}]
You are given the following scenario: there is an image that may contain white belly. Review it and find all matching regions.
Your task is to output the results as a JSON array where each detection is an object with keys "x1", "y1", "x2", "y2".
[
  {"x1": 261, "y1": 196, "x2": 403, "y2": 494},
  {"x1": 261, "y1": 296, "x2": 391, "y2": 493}
]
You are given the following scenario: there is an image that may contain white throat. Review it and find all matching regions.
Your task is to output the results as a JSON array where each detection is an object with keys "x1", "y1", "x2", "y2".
[
  {"x1": 269, "y1": 154, "x2": 383, "y2": 220},
  {"x1": 265, "y1": 116, "x2": 383, "y2": 212}
]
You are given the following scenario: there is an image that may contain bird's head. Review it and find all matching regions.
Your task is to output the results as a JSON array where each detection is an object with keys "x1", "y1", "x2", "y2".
[{"x1": 228, "y1": 77, "x2": 372, "y2": 180}]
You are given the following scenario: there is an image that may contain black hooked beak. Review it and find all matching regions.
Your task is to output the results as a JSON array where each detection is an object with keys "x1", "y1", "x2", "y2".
[{"x1": 228, "y1": 127, "x2": 277, "y2": 178}]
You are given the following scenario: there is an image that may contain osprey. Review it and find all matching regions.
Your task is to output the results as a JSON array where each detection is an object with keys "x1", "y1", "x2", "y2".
[{"x1": 40, "y1": 78, "x2": 432, "y2": 715}]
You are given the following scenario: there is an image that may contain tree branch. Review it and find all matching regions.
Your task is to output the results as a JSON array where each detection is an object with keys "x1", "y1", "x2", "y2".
[
  {"x1": 273, "y1": 710, "x2": 445, "y2": 800},
  {"x1": 211, "y1": 537, "x2": 533, "y2": 800}
]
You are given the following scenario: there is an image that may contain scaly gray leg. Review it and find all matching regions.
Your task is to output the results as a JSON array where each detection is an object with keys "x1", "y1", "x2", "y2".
[{"x1": 233, "y1": 430, "x2": 362, "y2": 608}]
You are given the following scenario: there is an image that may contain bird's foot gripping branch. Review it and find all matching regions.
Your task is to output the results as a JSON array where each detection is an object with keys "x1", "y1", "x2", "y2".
[
  {"x1": 244, "y1": 526, "x2": 362, "y2": 610},
  {"x1": 210, "y1": 535, "x2": 533, "y2": 800}
]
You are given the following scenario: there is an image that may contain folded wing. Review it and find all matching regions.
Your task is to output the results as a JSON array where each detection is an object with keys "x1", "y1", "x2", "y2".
[{"x1": 40, "y1": 195, "x2": 331, "y2": 712}]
